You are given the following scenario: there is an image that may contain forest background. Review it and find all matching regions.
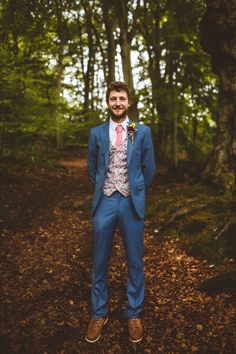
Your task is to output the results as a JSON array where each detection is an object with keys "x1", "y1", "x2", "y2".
[
  {"x1": 0, "y1": 1, "x2": 236, "y2": 352},
  {"x1": 0, "y1": 0, "x2": 235, "y2": 194}
]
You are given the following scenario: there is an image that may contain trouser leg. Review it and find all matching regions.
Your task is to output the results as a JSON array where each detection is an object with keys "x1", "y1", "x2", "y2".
[
  {"x1": 91, "y1": 194, "x2": 117, "y2": 319},
  {"x1": 118, "y1": 195, "x2": 144, "y2": 318}
]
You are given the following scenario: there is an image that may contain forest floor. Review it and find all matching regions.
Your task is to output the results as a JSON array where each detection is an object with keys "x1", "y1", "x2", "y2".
[{"x1": 0, "y1": 151, "x2": 236, "y2": 354}]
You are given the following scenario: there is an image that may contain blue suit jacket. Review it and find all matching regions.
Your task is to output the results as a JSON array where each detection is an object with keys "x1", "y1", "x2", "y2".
[{"x1": 87, "y1": 121, "x2": 156, "y2": 219}]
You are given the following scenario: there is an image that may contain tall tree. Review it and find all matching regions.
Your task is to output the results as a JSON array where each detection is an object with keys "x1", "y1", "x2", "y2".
[
  {"x1": 200, "y1": 0, "x2": 236, "y2": 194},
  {"x1": 53, "y1": 0, "x2": 67, "y2": 149},
  {"x1": 81, "y1": 0, "x2": 96, "y2": 113},
  {"x1": 140, "y1": 0, "x2": 162, "y2": 128},
  {"x1": 101, "y1": 0, "x2": 116, "y2": 85},
  {"x1": 113, "y1": 0, "x2": 140, "y2": 118}
]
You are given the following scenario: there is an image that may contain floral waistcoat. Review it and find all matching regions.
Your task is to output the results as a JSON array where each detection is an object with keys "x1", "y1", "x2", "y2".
[{"x1": 103, "y1": 137, "x2": 130, "y2": 197}]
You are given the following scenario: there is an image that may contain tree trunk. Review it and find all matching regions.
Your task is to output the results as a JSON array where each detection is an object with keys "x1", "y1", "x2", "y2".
[
  {"x1": 82, "y1": 0, "x2": 95, "y2": 113},
  {"x1": 158, "y1": 123, "x2": 169, "y2": 164},
  {"x1": 149, "y1": 0, "x2": 161, "y2": 128},
  {"x1": 114, "y1": 0, "x2": 139, "y2": 119},
  {"x1": 141, "y1": 0, "x2": 163, "y2": 158},
  {"x1": 170, "y1": 87, "x2": 178, "y2": 167},
  {"x1": 199, "y1": 0, "x2": 236, "y2": 194},
  {"x1": 169, "y1": 54, "x2": 178, "y2": 167},
  {"x1": 54, "y1": 0, "x2": 64, "y2": 150},
  {"x1": 0, "y1": 120, "x2": 6, "y2": 156},
  {"x1": 56, "y1": 42, "x2": 63, "y2": 150},
  {"x1": 93, "y1": 24, "x2": 108, "y2": 88},
  {"x1": 102, "y1": 0, "x2": 116, "y2": 85},
  {"x1": 192, "y1": 113, "x2": 198, "y2": 145}
]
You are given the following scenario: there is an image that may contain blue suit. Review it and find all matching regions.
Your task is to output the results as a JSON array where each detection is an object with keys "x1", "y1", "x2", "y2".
[{"x1": 88, "y1": 120, "x2": 156, "y2": 319}]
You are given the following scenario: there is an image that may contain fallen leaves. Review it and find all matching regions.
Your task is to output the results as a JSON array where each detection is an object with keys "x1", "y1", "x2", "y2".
[
  {"x1": 0, "y1": 155, "x2": 236, "y2": 353},
  {"x1": 196, "y1": 324, "x2": 204, "y2": 331},
  {"x1": 191, "y1": 345, "x2": 199, "y2": 352}
]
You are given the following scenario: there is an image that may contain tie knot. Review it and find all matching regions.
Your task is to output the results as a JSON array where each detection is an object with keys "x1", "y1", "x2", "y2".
[{"x1": 116, "y1": 125, "x2": 123, "y2": 133}]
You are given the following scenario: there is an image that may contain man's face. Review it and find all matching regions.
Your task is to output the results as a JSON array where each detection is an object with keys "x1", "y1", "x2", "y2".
[{"x1": 108, "y1": 90, "x2": 130, "y2": 121}]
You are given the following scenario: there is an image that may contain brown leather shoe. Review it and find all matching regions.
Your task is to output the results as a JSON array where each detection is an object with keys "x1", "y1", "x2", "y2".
[
  {"x1": 85, "y1": 317, "x2": 108, "y2": 343},
  {"x1": 128, "y1": 318, "x2": 143, "y2": 342}
]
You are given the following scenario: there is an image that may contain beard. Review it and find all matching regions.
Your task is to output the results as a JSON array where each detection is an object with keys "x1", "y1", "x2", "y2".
[{"x1": 108, "y1": 107, "x2": 128, "y2": 120}]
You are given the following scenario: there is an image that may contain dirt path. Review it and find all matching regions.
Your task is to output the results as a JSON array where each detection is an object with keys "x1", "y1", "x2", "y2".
[{"x1": 0, "y1": 155, "x2": 235, "y2": 353}]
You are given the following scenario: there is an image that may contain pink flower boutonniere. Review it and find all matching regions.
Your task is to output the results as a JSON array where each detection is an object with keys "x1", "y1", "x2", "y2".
[{"x1": 127, "y1": 123, "x2": 137, "y2": 144}]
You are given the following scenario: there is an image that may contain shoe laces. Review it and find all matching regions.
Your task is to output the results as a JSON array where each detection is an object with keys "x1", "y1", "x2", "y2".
[
  {"x1": 129, "y1": 318, "x2": 141, "y2": 328},
  {"x1": 90, "y1": 318, "x2": 105, "y2": 328}
]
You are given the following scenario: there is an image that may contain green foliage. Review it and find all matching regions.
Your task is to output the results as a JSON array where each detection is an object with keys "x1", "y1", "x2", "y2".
[{"x1": 0, "y1": 0, "x2": 218, "y2": 165}]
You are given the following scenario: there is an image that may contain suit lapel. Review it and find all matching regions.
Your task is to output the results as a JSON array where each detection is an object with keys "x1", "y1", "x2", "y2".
[
  {"x1": 127, "y1": 135, "x2": 134, "y2": 167},
  {"x1": 101, "y1": 121, "x2": 110, "y2": 168},
  {"x1": 127, "y1": 119, "x2": 134, "y2": 166}
]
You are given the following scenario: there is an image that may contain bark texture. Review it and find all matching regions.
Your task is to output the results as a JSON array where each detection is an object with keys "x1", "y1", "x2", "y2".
[
  {"x1": 142, "y1": 0, "x2": 161, "y2": 128},
  {"x1": 199, "y1": 0, "x2": 236, "y2": 194},
  {"x1": 82, "y1": 0, "x2": 95, "y2": 113},
  {"x1": 54, "y1": 0, "x2": 65, "y2": 150},
  {"x1": 102, "y1": 0, "x2": 116, "y2": 85},
  {"x1": 114, "y1": 0, "x2": 139, "y2": 119}
]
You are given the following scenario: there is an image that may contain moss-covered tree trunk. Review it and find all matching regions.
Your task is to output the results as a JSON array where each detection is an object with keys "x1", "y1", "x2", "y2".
[{"x1": 199, "y1": 0, "x2": 236, "y2": 194}]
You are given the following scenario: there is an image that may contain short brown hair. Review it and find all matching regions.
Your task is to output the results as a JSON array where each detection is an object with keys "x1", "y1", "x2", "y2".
[{"x1": 106, "y1": 81, "x2": 132, "y2": 103}]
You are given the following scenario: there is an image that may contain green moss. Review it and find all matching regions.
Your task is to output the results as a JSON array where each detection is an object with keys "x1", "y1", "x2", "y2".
[{"x1": 187, "y1": 233, "x2": 226, "y2": 264}]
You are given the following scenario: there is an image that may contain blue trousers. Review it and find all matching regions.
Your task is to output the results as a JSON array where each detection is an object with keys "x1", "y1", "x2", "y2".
[{"x1": 91, "y1": 192, "x2": 144, "y2": 319}]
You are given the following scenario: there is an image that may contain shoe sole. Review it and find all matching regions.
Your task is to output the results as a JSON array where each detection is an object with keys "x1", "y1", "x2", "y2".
[{"x1": 85, "y1": 317, "x2": 108, "y2": 343}]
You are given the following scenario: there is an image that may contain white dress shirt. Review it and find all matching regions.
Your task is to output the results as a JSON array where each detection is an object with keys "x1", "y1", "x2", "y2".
[{"x1": 109, "y1": 117, "x2": 129, "y2": 146}]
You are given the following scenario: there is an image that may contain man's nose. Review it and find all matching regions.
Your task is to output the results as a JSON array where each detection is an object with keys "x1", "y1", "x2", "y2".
[{"x1": 116, "y1": 99, "x2": 122, "y2": 105}]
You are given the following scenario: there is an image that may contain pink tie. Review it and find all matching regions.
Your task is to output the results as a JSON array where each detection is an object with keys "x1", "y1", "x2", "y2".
[{"x1": 116, "y1": 125, "x2": 123, "y2": 148}]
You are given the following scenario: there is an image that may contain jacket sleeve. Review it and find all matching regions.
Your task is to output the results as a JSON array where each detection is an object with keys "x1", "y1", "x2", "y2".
[
  {"x1": 142, "y1": 127, "x2": 156, "y2": 189},
  {"x1": 87, "y1": 129, "x2": 97, "y2": 185}
]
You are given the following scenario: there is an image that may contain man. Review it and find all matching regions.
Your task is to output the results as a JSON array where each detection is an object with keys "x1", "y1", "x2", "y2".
[{"x1": 86, "y1": 81, "x2": 156, "y2": 343}]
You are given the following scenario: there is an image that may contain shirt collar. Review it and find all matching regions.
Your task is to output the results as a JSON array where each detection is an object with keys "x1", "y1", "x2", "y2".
[{"x1": 109, "y1": 116, "x2": 129, "y2": 131}]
